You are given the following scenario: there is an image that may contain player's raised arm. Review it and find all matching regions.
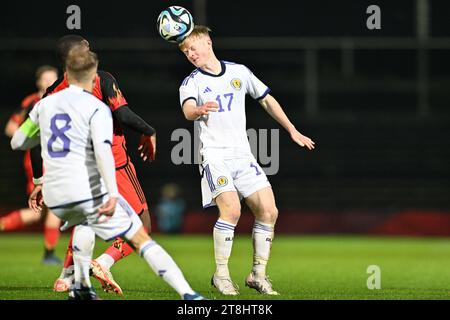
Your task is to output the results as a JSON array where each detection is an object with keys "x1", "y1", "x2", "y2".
[
  {"x1": 114, "y1": 106, "x2": 157, "y2": 162},
  {"x1": 5, "y1": 118, "x2": 20, "y2": 138},
  {"x1": 5, "y1": 108, "x2": 26, "y2": 138},
  {"x1": 258, "y1": 94, "x2": 315, "y2": 150},
  {"x1": 99, "y1": 71, "x2": 157, "y2": 162}
]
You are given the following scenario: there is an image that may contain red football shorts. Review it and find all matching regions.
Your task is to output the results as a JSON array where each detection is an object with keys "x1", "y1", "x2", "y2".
[{"x1": 116, "y1": 161, "x2": 148, "y2": 215}]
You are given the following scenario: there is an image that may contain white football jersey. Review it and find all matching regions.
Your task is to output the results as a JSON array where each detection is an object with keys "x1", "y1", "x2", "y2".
[
  {"x1": 179, "y1": 61, "x2": 270, "y2": 160},
  {"x1": 28, "y1": 85, "x2": 113, "y2": 208}
]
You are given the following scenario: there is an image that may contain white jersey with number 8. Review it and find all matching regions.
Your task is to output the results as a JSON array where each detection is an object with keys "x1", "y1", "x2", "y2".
[{"x1": 28, "y1": 85, "x2": 113, "y2": 209}]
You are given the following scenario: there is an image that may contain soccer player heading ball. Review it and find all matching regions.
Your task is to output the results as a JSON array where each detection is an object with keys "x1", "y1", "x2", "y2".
[{"x1": 179, "y1": 26, "x2": 315, "y2": 296}]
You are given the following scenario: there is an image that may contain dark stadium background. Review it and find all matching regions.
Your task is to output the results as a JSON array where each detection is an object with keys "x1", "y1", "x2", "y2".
[{"x1": 0, "y1": 0, "x2": 449, "y2": 235}]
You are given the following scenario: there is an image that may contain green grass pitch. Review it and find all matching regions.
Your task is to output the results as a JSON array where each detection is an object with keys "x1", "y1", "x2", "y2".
[{"x1": 1, "y1": 233, "x2": 450, "y2": 300}]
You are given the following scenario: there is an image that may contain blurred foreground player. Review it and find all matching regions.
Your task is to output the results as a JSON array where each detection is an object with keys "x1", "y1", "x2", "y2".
[
  {"x1": 1, "y1": 65, "x2": 62, "y2": 265},
  {"x1": 11, "y1": 47, "x2": 204, "y2": 300},
  {"x1": 28, "y1": 35, "x2": 156, "y2": 294},
  {"x1": 179, "y1": 26, "x2": 315, "y2": 295}
]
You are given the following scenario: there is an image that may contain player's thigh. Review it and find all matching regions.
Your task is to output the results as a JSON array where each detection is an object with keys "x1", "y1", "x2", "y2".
[
  {"x1": 116, "y1": 162, "x2": 148, "y2": 215},
  {"x1": 233, "y1": 157, "x2": 271, "y2": 205},
  {"x1": 19, "y1": 208, "x2": 40, "y2": 223},
  {"x1": 244, "y1": 186, "x2": 278, "y2": 224},
  {"x1": 201, "y1": 159, "x2": 235, "y2": 208},
  {"x1": 44, "y1": 208, "x2": 61, "y2": 227}
]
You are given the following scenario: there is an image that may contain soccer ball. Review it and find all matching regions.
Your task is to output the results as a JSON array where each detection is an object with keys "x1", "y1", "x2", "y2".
[{"x1": 157, "y1": 6, "x2": 194, "y2": 43}]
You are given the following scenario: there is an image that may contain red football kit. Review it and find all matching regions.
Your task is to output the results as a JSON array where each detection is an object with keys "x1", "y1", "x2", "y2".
[{"x1": 9, "y1": 92, "x2": 41, "y2": 195}]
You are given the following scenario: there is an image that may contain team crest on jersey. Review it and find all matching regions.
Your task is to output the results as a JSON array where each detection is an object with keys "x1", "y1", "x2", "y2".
[
  {"x1": 230, "y1": 78, "x2": 242, "y2": 90},
  {"x1": 217, "y1": 176, "x2": 228, "y2": 187}
]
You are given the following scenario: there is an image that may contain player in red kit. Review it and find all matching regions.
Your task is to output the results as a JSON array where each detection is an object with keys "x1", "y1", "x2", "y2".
[
  {"x1": 1, "y1": 65, "x2": 62, "y2": 265},
  {"x1": 28, "y1": 36, "x2": 156, "y2": 294}
]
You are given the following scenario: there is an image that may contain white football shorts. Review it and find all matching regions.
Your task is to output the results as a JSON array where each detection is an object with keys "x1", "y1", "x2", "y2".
[
  {"x1": 52, "y1": 194, "x2": 142, "y2": 241},
  {"x1": 200, "y1": 154, "x2": 271, "y2": 208}
]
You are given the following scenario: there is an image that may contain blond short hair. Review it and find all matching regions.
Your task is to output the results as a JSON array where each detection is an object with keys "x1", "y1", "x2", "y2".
[
  {"x1": 178, "y1": 25, "x2": 212, "y2": 50},
  {"x1": 65, "y1": 46, "x2": 98, "y2": 82}
]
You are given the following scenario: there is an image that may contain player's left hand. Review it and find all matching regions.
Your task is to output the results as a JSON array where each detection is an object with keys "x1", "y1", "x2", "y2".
[
  {"x1": 138, "y1": 134, "x2": 156, "y2": 162},
  {"x1": 28, "y1": 184, "x2": 44, "y2": 213},
  {"x1": 98, "y1": 197, "x2": 118, "y2": 217},
  {"x1": 290, "y1": 129, "x2": 315, "y2": 150}
]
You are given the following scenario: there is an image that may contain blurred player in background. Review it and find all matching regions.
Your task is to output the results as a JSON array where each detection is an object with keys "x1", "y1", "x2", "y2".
[
  {"x1": 178, "y1": 26, "x2": 315, "y2": 296},
  {"x1": 1, "y1": 65, "x2": 62, "y2": 265},
  {"x1": 11, "y1": 47, "x2": 204, "y2": 300},
  {"x1": 155, "y1": 183, "x2": 186, "y2": 233},
  {"x1": 28, "y1": 35, "x2": 157, "y2": 295}
]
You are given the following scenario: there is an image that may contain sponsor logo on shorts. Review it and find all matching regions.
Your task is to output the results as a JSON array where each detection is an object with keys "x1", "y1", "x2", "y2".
[
  {"x1": 217, "y1": 176, "x2": 228, "y2": 187},
  {"x1": 230, "y1": 78, "x2": 242, "y2": 90}
]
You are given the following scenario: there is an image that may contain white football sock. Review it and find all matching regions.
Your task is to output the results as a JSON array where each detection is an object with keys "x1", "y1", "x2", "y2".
[
  {"x1": 59, "y1": 265, "x2": 74, "y2": 279},
  {"x1": 95, "y1": 253, "x2": 115, "y2": 270},
  {"x1": 252, "y1": 220, "x2": 275, "y2": 278},
  {"x1": 140, "y1": 240, "x2": 195, "y2": 297},
  {"x1": 59, "y1": 268, "x2": 67, "y2": 279},
  {"x1": 213, "y1": 219, "x2": 236, "y2": 278},
  {"x1": 72, "y1": 225, "x2": 95, "y2": 289}
]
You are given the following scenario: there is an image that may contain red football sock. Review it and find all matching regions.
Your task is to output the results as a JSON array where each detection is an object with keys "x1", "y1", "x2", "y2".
[
  {"x1": 0, "y1": 210, "x2": 24, "y2": 231},
  {"x1": 104, "y1": 238, "x2": 135, "y2": 263},
  {"x1": 63, "y1": 229, "x2": 74, "y2": 268},
  {"x1": 44, "y1": 227, "x2": 60, "y2": 250}
]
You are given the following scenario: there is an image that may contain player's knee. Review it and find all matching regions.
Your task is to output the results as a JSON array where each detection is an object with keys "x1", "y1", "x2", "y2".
[
  {"x1": 130, "y1": 226, "x2": 152, "y2": 250},
  {"x1": 45, "y1": 210, "x2": 61, "y2": 228},
  {"x1": 220, "y1": 203, "x2": 241, "y2": 221},
  {"x1": 259, "y1": 206, "x2": 278, "y2": 224},
  {"x1": 219, "y1": 204, "x2": 241, "y2": 224},
  {"x1": 270, "y1": 206, "x2": 279, "y2": 223},
  {"x1": 221, "y1": 212, "x2": 241, "y2": 224}
]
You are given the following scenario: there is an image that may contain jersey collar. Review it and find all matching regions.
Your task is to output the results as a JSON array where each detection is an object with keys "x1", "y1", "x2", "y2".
[
  {"x1": 198, "y1": 61, "x2": 226, "y2": 77},
  {"x1": 68, "y1": 84, "x2": 84, "y2": 92},
  {"x1": 68, "y1": 84, "x2": 93, "y2": 95}
]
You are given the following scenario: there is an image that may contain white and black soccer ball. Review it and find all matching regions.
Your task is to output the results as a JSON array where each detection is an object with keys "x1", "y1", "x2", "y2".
[{"x1": 157, "y1": 6, "x2": 194, "y2": 43}]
